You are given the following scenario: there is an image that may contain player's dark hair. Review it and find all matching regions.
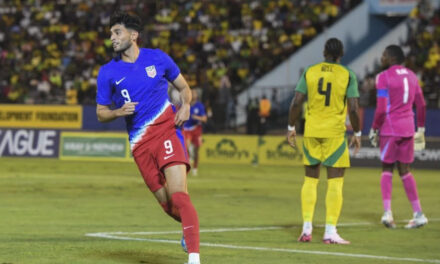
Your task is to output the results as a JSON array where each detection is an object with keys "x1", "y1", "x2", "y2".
[
  {"x1": 385, "y1": 45, "x2": 405, "y2": 64},
  {"x1": 110, "y1": 11, "x2": 142, "y2": 32},
  {"x1": 324, "y1": 38, "x2": 344, "y2": 62}
]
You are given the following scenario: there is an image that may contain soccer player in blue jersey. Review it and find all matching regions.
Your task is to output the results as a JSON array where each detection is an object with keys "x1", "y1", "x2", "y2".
[
  {"x1": 183, "y1": 90, "x2": 207, "y2": 176},
  {"x1": 96, "y1": 12, "x2": 200, "y2": 264}
]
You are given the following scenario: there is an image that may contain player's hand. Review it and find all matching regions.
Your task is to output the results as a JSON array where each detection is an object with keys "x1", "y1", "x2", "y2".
[
  {"x1": 349, "y1": 133, "x2": 361, "y2": 155},
  {"x1": 369, "y1": 128, "x2": 378, "y2": 147},
  {"x1": 175, "y1": 103, "x2": 190, "y2": 126},
  {"x1": 286, "y1": 127, "x2": 297, "y2": 148},
  {"x1": 414, "y1": 127, "x2": 425, "y2": 151},
  {"x1": 117, "y1": 102, "x2": 139, "y2": 117}
]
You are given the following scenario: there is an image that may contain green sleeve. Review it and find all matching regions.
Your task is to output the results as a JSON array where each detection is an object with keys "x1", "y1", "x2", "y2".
[
  {"x1": 295, "y1": 67, "x2": 308, "y2": 94},
  {"x1": 346, "y1": 69, "x2": 359, "y2": 98}
]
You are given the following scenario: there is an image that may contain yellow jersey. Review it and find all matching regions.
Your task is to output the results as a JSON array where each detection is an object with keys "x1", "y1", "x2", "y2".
[{"x1": 296, "y1": 62, "x2": 359, "y2": 138}]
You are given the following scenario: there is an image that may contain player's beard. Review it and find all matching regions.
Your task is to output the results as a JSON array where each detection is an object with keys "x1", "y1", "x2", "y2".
[{"x1": 113, "y1": 40, "x2": 132, "y2": 54}]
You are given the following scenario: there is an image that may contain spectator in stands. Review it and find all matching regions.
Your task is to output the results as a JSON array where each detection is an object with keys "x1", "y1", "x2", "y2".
[
  {"x1": 0, "y1": 0, "x2": 361, "y2": 112},
  {"x1": 358, "y1": 3, "x2": 440, "y2": 108}
]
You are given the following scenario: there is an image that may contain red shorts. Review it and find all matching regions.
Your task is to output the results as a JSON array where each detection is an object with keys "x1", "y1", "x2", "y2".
[
  {"x1": 183, "y1": 126, "x2": 203, "y2": 147},
  {"x1": 133, "y1": 129, "x2": 190, "y2": 192},
  {"x1": 379, "y1": 136, "x2": 414, "y2": 164}
]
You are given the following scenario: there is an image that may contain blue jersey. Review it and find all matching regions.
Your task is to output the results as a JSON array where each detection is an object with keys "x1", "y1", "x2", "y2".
[
  {"x1": 96, "y1": 48, "x2": 181, "y2": 150},
  {"x1": 183, "y1": 101, "x2": 206, "y2": 131}
]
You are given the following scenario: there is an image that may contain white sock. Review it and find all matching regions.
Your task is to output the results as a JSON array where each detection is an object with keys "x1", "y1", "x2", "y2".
[
  {"x1": 188, "y1": 253, "x2": 200, "y2": 264},
  {"x1": 302, "y1": 221, "x2": 312, "y2": 234},
  {"x1": 325, "y1": 224, "x2": 336, "y2": 235}
]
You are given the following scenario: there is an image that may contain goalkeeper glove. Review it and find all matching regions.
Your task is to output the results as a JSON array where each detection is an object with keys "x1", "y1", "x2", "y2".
[
  {"x1": 369, "y1": 128, "x2": 378, "y2": 147},
  {"x1": 414, "y1": 127, "x2": 425, "y2": 151}
]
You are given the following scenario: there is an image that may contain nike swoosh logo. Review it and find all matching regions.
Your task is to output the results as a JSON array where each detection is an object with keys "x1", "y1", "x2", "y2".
[
  {"x1": 115, "y1": 77, "x2": 126, "y2": 85},
  {"x1": 164, "y1": 154, "x2": 175, "y2": 160},
  {"x1": 183, "y1": 225, "x2": 194, "y2": 230}
]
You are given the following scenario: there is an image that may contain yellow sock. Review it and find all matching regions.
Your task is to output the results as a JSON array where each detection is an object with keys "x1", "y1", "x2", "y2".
[
  {"x1": 326, "y1": 177, "x2": 344, "y2": 226},
  {"x1": 301, "y1": 176, "x2": 319, "y2": 223}
]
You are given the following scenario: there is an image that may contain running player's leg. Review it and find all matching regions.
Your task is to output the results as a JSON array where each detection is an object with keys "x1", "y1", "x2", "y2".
[
  {"x1": 323, "y1": 167, "x2": 349, "y2": 244},
  {"x1": 396, "y1": 136, "x2": 427, "y2": 228},
  {"x1": 165, "y1": 164, "x2": 200, "y2": 263},
  {"x1": 299, "y1": 164, "x2": 320, "y2": 242},
  {"x1": 153, "y1": 187, "x2": 181, "y2": 222},
  {"x1": 299, "y1": 137, "x2": 322, "y2": 242},
  {"x1": 380, "y1": 162, "x2": 395, "y2": 228},
  {"x1": 322, "y1": 137, "x2": 350, "y2": 244},
  {"x1": 397, "y1": 162, "x2": 428, "y2": 228},
  {"x1": 192, "y1": 128, "x2": 202, "y2": 176},
  {"x1": 157, "y1": 131, "x2": 199, "y2": 263},
  {"x1": 183, "y1": 130, "x2": 193, "y2": 165},
  {"x1": 379, "y1": 136, "x2": 399, "y2": 228},
  {"x1": 192, "y1": 146, "x2": 199, "y2": 176},
  {"x1": 133, "y1": 147, "x2": 181, "y2": 222}
]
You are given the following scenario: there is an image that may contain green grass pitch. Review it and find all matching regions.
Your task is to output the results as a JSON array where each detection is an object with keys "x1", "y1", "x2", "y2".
[{"x1": 0, "y1": 157, "x2": 439, "y2": 264}]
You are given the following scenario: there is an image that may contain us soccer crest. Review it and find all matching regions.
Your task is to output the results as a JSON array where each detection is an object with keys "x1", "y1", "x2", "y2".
[{"x1": 145, "y1": 65, "x2": 156, "y2": 78}]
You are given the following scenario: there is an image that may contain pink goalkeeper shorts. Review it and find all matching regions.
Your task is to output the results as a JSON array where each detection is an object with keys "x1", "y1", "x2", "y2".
[{"x1": 379, "y1": 136, "x2": 414, "y2": 164}]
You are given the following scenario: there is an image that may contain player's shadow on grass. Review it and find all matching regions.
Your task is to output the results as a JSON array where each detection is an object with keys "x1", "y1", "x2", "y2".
[{"x1": 96, "y1": 250, "x2": 180, "y2": 264}]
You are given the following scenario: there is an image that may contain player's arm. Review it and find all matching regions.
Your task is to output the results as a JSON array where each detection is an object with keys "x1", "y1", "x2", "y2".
[
  {"x1": 369, "y1": 93, "x2": 386, "y2": 147},
  {"x1": 287, "y1": 91, "x2": 306, "y2": 132},
  {"x1": 414, "y1": 82, "x2": 427, "y2": 150},
  {"x1": 372, "y1": 73, "x2": 387, "y2": 131},
  {"x1": 287, "y1": 91, "x2": 305, "y2": 148},
  {"x1": 372, "y1": 93, "x2": 387, "y2": 130},
  {"x1": 171, "y1": 74, "x2": 192, "y2": 126},
  {"x1": 414, "y1": 84, "x2": 426, "y2": 129},
  {"x1": 192, "y1": 104, "x2": 207, "y2": 123},
  {"x1": 191, "y1": 114, "x2": 207, "y2": 123},
  {"x1": 347, "y1": 69, "x2": 361, "y2": 154},
  {"x1": 347, "y1": 97, "x2": 361, "y2": 154},
  {"x1": 96, "y1": 103, "x2": 138, "y2": 123},
  {"x1": 369, "y1": 73, "x2": 387, "y2": 147},
  {"x1": 287, "y1": 68, "x2": 308, "y2": 148},
  {"x1": 95, "y1": 66, "x2": 138, "y2": 123}
]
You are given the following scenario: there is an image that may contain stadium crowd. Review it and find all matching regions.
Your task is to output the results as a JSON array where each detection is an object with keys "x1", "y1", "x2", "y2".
[
  {"x1": 0, "y1": 0, "x2": 360, "y2": 107},
  {"x1": 360, "y1": 1, "x2": 440, "y2": 109}
]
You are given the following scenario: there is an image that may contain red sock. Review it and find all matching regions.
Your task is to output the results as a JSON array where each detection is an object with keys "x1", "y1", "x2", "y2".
[
  {"x1": 172, "y1": 192, "x2": 200, "y2": 253},
  {"x1": 160, "y1": 201, "x2": 181, "y2": 222}
]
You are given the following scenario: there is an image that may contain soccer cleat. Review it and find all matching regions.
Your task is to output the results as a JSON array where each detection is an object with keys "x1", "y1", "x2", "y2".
[
  {"x1": 323, "y1": 232, "x2": 350, "y2": 244},
  {"x1": 381, "y1": 211, "x2": 396, "y2": 229},
  {"x1": 298, "y1": 233, "x2": 312, "y2": 242},
  {"x1": 181, "y1": 236, "x2": 188, "y2": 253},
  {"x1": 405, "y1": 212, "x2": 428, "y2": 229}
]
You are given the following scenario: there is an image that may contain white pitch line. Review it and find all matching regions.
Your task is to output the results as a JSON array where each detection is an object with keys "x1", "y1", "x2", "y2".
[
  {"x1": 85, "y1": 233, "x2": 440, "y2": 264},
  {"x1": 85, "y1": 218, "x2": 440, "y2": 264},
  {"x1": 94, "y1": 226, "x2": 285, "y2": 236},
  {"x1": 88, "y1": 218, "x2": 440, "y2": 236}
]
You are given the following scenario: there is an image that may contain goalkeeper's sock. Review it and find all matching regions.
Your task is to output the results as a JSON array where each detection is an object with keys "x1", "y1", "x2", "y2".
[
  {"x1": 172, "y1": 192, "x2": 200, "y2": 253},
  {"x1": 160, "y1": 201, "x2": 181, "y2": 222},
  {"x1": 301, "y1": 176, "x2": 319, "y2": 225},
  {"x1": 401, "y1": 173, "x2": 422, "y2": 213},
  {"x1": 380, "y1": 171, "x2": 393, "y2": 212},
  {"x1": 326, "y1": 177, "x2": 344, "y2": 226}
]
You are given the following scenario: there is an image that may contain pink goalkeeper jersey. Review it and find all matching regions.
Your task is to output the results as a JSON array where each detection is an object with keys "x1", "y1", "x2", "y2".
[{"x1": 372, "y1": 65, "x2": 426, "y2": 137}]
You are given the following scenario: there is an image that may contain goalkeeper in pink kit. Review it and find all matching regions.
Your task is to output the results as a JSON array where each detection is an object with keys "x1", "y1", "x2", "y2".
[{"x1": 369, "y1": 45, "x2": 427, "y2": 229}]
